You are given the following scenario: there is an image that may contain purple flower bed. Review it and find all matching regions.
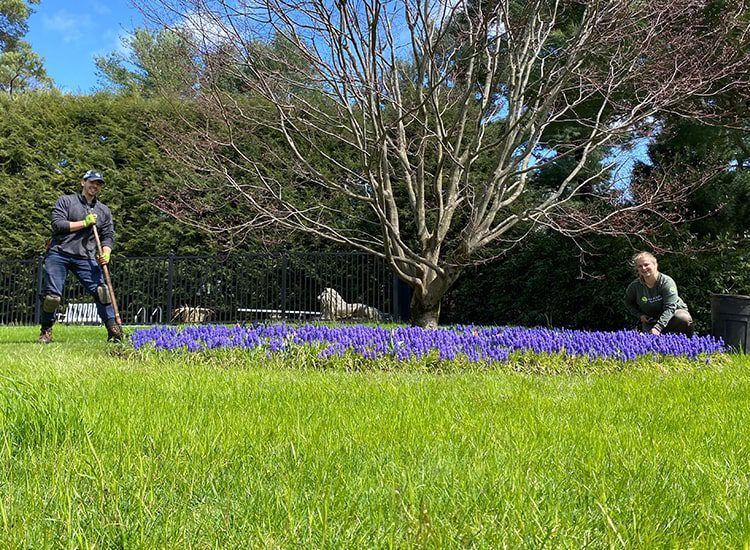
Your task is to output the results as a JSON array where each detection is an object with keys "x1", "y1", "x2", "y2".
[{"x1": 130, "y1": 324, "x2": 726, "y2": 363}]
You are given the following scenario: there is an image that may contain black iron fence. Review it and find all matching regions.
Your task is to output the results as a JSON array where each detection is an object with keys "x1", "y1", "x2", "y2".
[{"x1": 0, "y1": 253, "x2": 411, "y2": 325}]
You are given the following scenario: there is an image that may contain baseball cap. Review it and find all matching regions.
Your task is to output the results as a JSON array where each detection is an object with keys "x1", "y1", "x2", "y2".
[{"x1": 83, "y1": 170, "x2": 105, "y2": 183}]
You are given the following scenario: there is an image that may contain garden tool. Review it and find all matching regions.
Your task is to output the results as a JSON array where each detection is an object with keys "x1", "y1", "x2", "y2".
[{"x1": 91, "y1": 221, "x2": 123, "y2": 327}]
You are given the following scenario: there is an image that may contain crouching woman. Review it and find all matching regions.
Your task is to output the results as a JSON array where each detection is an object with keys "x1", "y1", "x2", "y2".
[{"x1": 624, "y1": 251, "x2": 694, "y2": 337}]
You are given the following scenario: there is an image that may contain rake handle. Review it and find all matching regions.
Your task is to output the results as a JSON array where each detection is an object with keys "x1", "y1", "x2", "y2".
[{"x1": 91, "y1": 223, "x2": 122, "y2": 326}]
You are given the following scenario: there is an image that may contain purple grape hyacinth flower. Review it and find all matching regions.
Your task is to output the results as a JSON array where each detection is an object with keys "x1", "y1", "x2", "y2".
[{"x1": 130, "y1": 323, "x2": 726, "y2": 364}]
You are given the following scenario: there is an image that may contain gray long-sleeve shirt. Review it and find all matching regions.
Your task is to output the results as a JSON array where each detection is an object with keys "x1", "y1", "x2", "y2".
[
  {"x1": 624, "y1": 273, "x2": 688, "y2": 332},
  {"x1": 49, "y1": 193, "x2": 115, "y2": 258}
]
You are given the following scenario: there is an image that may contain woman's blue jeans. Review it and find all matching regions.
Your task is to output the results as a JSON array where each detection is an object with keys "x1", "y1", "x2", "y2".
[{"x1": 40, "y1": 250, "x2": 115, "y2": 327}]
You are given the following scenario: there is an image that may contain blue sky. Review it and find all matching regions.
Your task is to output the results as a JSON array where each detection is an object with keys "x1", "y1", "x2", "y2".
[{"x1": 26, "y1": 0, "x2": 144, "y2": 94}]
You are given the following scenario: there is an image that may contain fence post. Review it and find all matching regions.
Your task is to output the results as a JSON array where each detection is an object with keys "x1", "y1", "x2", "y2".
[
  {"x1": 167, "y1": 253, "x2": 175, "y2": 323},
  {"x1": 34, "y1": 254, "x2": 44, "y2": 325},
  {"x1": 280, "y1": 253, "x2": 288, "y2": 317},
  {"x1": 391, "y1": 272, "x2": 398, "y2": 321},
  {"x1": 393, "y1": 274, "x2": 412, "y2": 323}
]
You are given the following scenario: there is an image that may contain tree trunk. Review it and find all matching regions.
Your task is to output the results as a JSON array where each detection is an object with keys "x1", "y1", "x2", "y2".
[
  {"x1": 410, "y1": 293, "x2": 442, "y2": 328},
  {"x1": 408, "y1": 270, "x2": 457, "y2": 328}
]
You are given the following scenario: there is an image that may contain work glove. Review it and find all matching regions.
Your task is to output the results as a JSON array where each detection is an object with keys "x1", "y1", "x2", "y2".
[
  {"x1": 83, "y1": 213, "x2": 97, "y2": 227},
  {"x1": 96, "y1": 251, "x2": 110, "y2": 266}
]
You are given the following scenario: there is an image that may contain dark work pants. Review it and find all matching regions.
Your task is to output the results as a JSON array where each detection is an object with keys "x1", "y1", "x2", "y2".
[
  {"x1": 642, "y1": 309, "x2": 694, "y2": 337},
  {"x1": 40, "y1": 250, "x2": 114, "y2": 328}
]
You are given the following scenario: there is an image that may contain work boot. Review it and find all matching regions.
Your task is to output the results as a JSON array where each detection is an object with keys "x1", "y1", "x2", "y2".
[
  {"x1": 106, "y1": 321, "x2": 123, "y2": 343},
  {"x1": 38, "y1": 325, "x2": 53, "y2": 344}
]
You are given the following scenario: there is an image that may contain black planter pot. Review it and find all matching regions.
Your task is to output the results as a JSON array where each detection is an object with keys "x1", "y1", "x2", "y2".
[{"x1": 711, "y1": 294, "x2": 750, "y2": 352}]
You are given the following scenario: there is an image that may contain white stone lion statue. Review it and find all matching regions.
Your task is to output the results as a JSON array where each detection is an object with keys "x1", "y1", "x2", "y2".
[
  {"x1": 317, "y1": 288, "x2": 381, "y2": 321},
  {"x1": 170, "y1": 305, "x2": 216, "y2": 323}
]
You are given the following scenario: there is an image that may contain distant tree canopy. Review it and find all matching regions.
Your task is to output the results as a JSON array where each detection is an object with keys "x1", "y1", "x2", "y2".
[
  {"x1": 0, "y1": 0, "x2": 36, "y2": 49},
  {"x1": 94, "y1": 28, "x2": 197, "y2": 97},
  {"x1": 0, "y1": 0, "x2": 51, "y2": 94}
]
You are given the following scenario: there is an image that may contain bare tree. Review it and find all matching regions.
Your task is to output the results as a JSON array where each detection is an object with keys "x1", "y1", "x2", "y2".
[{"x1": 138, "y1": 0, "x2": 750, "y2": 327}]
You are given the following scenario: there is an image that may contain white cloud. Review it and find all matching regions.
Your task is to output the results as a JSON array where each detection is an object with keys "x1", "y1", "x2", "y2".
[
  {"x1": 89, "y1": 28, "x2": 133, "y2": 61},
  {"x1": 89, "y1": 1, "x2": 113, "y2": 16},
  {"x1": 42, "y1": 11, "x2": 94, "y2": 43},
  {"x1": 178, "y1": 9, "x2": 234, "y2": 47}
]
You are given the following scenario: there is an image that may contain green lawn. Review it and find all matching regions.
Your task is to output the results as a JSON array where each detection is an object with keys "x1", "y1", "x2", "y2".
[{"x1": 1, "y1": 325, "x2": 749, "y2": 547}]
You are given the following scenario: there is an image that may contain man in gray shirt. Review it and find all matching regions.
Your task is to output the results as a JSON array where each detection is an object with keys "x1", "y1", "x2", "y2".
[{"x1": 38, "y1": 170, "x2": 121, "y2": 343}]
